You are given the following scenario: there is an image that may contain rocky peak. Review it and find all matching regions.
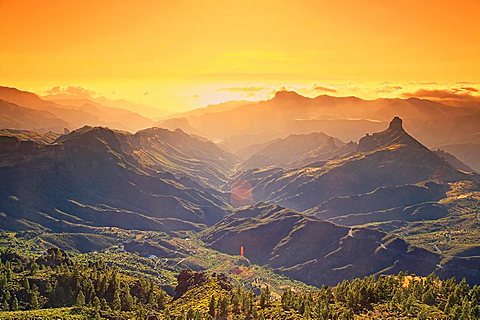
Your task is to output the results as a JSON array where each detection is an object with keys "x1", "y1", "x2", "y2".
[
  {"x1": 388, "y1": 116, "x2": 404, "y2": 131},
  {"x1": 358, "y1": 116, "x2": 425, "y2": 152}
]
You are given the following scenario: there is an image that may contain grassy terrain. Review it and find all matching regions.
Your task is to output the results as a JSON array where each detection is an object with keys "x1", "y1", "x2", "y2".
[
  {"x1": 1, "y1": 229, "x2": 479, "y2": 319},
  {"x1": 393, "y1": 182, "x2": 480, "y2": 258},
  {"x1": 0, "y1": 228, "x2": 312, "y2": 295},
  {"x1": 0, "y1": 307, "x2": 96, "y2": 319}
]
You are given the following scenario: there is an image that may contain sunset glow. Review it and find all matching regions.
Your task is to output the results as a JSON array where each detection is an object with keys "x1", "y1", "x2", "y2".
[{"x1": 1, "y1": 0, "x2": 479, "y2": 113}]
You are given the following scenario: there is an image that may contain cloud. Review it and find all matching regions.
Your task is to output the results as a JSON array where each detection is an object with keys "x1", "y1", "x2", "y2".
[
  {"x1": 401, "y1": 87, "x2": 480, "y2": 107},
  {"x1": 402, "y1": 89, "x2": 468, "y2": 100},
  {"x1": 456, "y1": 81, "x2": 479, "y2": 85},
  {"x1": 408, "y1": 82, "x2": 438, "y2": 85},
  {"x1": 46, "y1": 86, "x2": 96, "y2": 98},
  {"x1": 376, "y1": 85, "x2": 402, "y2": 94},
  {"x1": 313, "y1": 85, "x2": 337, "y2": 93},
  {"x1": 460, "y1": 87, "x2": 478, "y2": 93},
  {"x1": 217, "y1": 86, "x2": 265, "y2": 93}
]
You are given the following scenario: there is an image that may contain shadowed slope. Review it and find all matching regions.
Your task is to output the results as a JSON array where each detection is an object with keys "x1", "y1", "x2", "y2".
[
  {"x1": 0, "y1": 126, "x2": 236, "y2": 232},
  {"x1": 203, "y1": 203, "x2": 445, "y2": 286}
]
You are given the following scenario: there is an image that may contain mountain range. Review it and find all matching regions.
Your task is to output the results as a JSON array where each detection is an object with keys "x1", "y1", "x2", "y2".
[
  {"x1": 0, "y1": 86, "x2": 156, "y2": 133},
  {"x1": 0, "y1": 84, "x2": 479, "y2": 290},
  {"x1": 158, "y1": 90, "x2": 479, "y2": 150},
  {"x1": 2, "y1": 86, "x2": 478, "y2": 171}
]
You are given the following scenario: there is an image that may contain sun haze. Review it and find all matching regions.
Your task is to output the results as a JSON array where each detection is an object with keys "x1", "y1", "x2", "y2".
[{"x1": 1, "y1": 0, "x2": 479, "y2": 112}]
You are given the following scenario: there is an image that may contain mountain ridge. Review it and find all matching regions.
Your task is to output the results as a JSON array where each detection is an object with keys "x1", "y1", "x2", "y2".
[{"x1": 231, "y1": 117, "x2": 477, "y2": 212}]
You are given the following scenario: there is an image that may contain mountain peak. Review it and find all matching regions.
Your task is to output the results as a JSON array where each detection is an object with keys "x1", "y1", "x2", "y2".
[
  {"x1": 273, "y1": 90, "x2": 305, "y2": 100},
  {"x1": 388, "y1": 116, "x2": 404, "y2": 131},
  {"x1": 358, "y1": 116, "x2": 425, "y2": 152}
]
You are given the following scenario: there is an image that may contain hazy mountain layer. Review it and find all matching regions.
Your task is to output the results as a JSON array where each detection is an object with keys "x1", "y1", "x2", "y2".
[
  {"x1": 240, "y1": 132, "x2": 350, "y2": 170},
  {"x1": 437, "y1": 143, "x2": 480, "y2": 173},
  {"x1": 0, "y1": 86, "x2": 155, "y2": 133},
  {"x1": 159, "y1": 91, "x2": 479, "y2": 151}
]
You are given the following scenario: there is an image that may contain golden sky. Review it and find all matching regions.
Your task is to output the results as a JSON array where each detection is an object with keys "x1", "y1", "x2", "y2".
[{"x1": 1, "y1": 0, "x2": 479, "y2": 113}]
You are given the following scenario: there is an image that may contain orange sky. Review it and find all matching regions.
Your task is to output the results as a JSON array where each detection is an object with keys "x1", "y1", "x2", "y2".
[{"x1": 1, "y1": 0, "x2": 479, "y2": 113}]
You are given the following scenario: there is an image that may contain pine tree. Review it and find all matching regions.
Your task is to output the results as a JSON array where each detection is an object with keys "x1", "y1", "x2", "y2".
[
  {"x1": 30, "y1": 262, "x2": 39, "y2": 275},
  {"x1": 282, "y1": 289, "x2": 292, "y2": 310},
  {"x1": 11, "y1": 296, "x2": 18, "y2": 311},
  {"x1": 30, "y1": 288, "x2": 39, "y2": 309},
  {"x1": 76, "y1": 290, "x2": 85, "y2": 307},
  {"x1": 303, "y1": 302, "x2": 311, "y2": 320},
  {"x1": 260, "y1": 287, "x2": 270, "y2": 309},
  {"x1": 422, "y1": 288, "x2": 435, "y2": 305},
  {"x1": 45, "y1": 282, "x2": 54, "y2": 301},
  {"x1": 100, "y1": 298, "x2": 110, "y2": 311},
  {"x1": 5, "y1": 263, "x2": 12, "y2": 282},
  {"x1": 0, "y1": 273, "x2": 6, "y2": 289},
  {"x1": 186, "y1": 307, "x2": 195, "y2": 320},
  {"x1": 54, "y1": 283, "x2": 65, "y2": 306},
  {"x1": 93, "y1": 296, "x2": 101, "y2": 310},
  {"x1": 208, "y1": 295, "x2": 216, "y2": 317},
  {"x1": 23, "y1": 278, "x2": 30, "y2": 290},
  {"x1": 94, "y1": 311, "x2": 102, "y2": 320},
  {"x1": 112, "y1": 290, "x2": 121, "y2": 311},
  {"x1": 122, "y1": 284, "x2": 134, "y2": 311},
  {"x1": 156, "y1": 290, "x2": 166, "y2": 310},
  {"x1": 219, "y1": 295, "x2": 228, "y2": 316},
  {"x1": 98, "y1": 274, "x2": 107, "y2": 297}
]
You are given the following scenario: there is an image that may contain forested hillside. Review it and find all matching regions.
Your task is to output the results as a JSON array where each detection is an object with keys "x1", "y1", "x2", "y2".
[{"x1": 1, "y1": 243, "x2": 479, "y2": 319}]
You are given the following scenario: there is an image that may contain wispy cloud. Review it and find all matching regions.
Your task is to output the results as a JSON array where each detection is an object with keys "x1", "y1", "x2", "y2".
[
  {"x1": 460, "y1": 87, "x2": 478, "y2": 93},
  {"x1": 46, "y1": 86, "x2": 96, "y2": 98},
  {"x1": 376, "y1": 85, "x2": 402, "y2": 94},
  {"x1": 217, "y1": 86, "x2": 265, "y2": 93},
  {"x1": 313, "y1": 85, "x2": 337, "y2": 93},
  {"x1": 401, "y1": 88, "x2": 472, "y2": 100},
  {"x1": 401, "y1": 87, "x2": 480, "y2": 107}
]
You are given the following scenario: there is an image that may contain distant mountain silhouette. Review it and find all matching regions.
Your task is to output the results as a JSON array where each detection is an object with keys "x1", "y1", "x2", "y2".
[
  {"x1": 0, "y1": 86, "x2": 155, "y2": 132},
  {"x1": 44, "y1": 94, "x2": 167, "y2": 119},
  {"x1": 0, "y1": 99, "x2": 69, "y2": 132},
  {"x1": 436, "y1": 143, "x2": 480, "y2": 173},
  {"x1": 158, "y1": 90, "x2": 478, "y2": 152}
]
